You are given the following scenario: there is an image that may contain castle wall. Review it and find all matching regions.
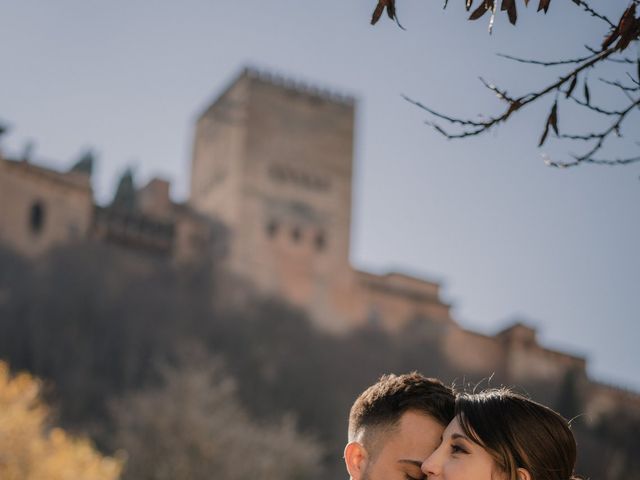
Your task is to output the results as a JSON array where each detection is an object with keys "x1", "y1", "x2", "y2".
[
  {"x1": 0, "y1": 158, "x2": 93, "y2": 257},
  {"x1": 495, "y1": 324, "x2": 586, "y2": 385},
  {"x1": 189, "y1": 69, "x2": 359, "y2": 331},
  {"x1": 439, "y1": 322, "x2": 591, "y2": 389},
  {"x1": 239, "y1": 73, "x2": 356, "y2": 329},
  {"x1": 137, "y1": 178, "x2": 172, "y2": 219},
  {"x1": 442, "y1": 327, "x2": 505, "y2": 375},
  {"x1": 503, "y1": 341, "x2": 585, "y2": 385},
  {"x1": 190, "y1": 74, "x2": 250, "y2": 237},
  {"x1": 348, "y1": 271, "x2": 453, "y2": 331},
  {"x1": 91, "y1": 206, "x2": 174, "y2": 255},
  {"x1": 1, "y1": 68, "x2": 637, "y2": 417},
  {"x1": 584, "y1": 381, "x2": 640, "y2": 423}
]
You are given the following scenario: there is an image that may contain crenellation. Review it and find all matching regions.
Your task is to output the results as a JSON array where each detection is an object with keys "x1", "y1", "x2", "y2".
[{"x1": 244, "y1": 66, "x2": 356, "y2": 106}]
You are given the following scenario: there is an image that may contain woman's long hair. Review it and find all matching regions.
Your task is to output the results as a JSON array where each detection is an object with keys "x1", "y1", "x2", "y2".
[{"x1": 456, "y1": 388, "x2": 578, "y2": 480}]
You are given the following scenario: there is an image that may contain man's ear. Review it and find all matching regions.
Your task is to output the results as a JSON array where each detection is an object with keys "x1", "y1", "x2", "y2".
[
  {"x1": 344, "y1": 441, "x2": 369, "y2": 480},
  {"x1": 516, "y1": 467, "x2": 532, "y2": 480}
]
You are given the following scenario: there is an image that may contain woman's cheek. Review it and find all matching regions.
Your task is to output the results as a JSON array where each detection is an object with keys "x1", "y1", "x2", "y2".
[{"x1": 445, "y1": 459, "x2": 467, "y2": 480}]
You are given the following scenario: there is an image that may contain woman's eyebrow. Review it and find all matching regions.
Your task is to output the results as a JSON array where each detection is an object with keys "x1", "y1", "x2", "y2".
[{"x1": 451, "y1": 433, "x2": 471, "y2": 441}]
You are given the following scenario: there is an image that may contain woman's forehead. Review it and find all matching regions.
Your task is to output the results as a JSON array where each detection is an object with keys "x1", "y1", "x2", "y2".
[{"x1": 442, "y1": 417, "x2": 463, "y2": 437}]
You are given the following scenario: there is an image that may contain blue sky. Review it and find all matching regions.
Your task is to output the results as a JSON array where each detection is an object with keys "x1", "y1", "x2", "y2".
[{"x1": 2, "y1": 1, "x2": 639, "y2": 390}]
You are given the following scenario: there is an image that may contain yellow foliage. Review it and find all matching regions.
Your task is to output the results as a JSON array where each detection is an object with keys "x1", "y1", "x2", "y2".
[{"x1": 0, "y1": 361, "x2": 123, "y2": 480}]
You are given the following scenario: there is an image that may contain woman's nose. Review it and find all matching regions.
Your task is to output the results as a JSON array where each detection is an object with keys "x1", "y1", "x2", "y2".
[{"x1": 421, "y1": 450, "x2": 440, "y2": 477}]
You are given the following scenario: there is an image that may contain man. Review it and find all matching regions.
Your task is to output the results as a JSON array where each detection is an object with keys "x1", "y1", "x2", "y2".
[{"x1": 344, "y1": 372, "x2": 454, "y2": 480}]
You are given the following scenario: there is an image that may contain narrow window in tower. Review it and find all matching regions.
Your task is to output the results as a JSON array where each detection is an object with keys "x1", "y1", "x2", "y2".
[
  {"x1": 314, "y1": 231, "x2": 326, "y2": 251},
  {"x1": 291, "y1": 226, "x2": 302, "y2": 243},
  {"x1": 29, "y1": 201, "x2": 45, "y2": 235},
  {"x1": 266, "y1": 220, "x2": 279, "y2": 237}
]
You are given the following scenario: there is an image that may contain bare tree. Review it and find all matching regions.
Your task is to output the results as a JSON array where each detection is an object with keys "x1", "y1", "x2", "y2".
[
  {"x1": 371, "y1": 0, "x2": 640, "y2": 168},
  {"x1": 110, "y1": 344, "x2": 323, "y2": 480}
]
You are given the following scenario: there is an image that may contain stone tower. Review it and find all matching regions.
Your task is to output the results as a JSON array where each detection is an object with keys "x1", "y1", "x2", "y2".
[{"x1": 190, "y1": 68, "x2": 357, "y2": 330}]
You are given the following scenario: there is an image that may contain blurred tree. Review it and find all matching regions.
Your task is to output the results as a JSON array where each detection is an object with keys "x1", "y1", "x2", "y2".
[
  {"x1": 70, "y1": 149, "x2": 96, "y2": 176},
  {"x1": 371, "y1": 0, "x2": 640, "y2": 168},
  {"x1": 110, "y1": 345, "x2": 323, "y2": 480},
  {"x1": 0, "y1": 361, "x2": 122, "y2": 480},
  {"x1": 573, "y1": 407, "x2": 640, "y2": 480},
  {"x1": 111, "y1": 168, "x2": 136, "y2": 210}
]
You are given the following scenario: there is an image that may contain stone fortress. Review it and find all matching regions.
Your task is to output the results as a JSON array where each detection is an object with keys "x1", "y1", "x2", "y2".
[{"x1": 1, "y1": 67, "x2": 638, "y2": 420}]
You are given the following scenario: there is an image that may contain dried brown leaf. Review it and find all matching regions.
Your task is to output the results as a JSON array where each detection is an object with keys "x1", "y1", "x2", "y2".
[
  {"x1": 371, "y1": 0, "x2": 405, "y2": 29},
  {"x1": 500, "y1": 0, "x2": 517, "y2": 24},
  {"x1": 371, "y1": 0, "x2": 394, "y2": 25},
  {"x1": 537, "y1": 0, "x2": 551, "y2": 14},
  {"x1": 584, "y1": 79, "x2": 590, "y2": 104},
  {"x1": 466, "y1": 0, "x2": 474, "y2": 11},
  {"x1": 565, "y1": 74, "x2": 578, "y2": 98},
  {"x1": 538, "y1": 121, "x2": 550, "y2": 147},
  {"x1": 371, "y1": 1, "x2": 386, "y2": 25},
  {"x1": 549, "y1": 101, "x2": 559, "y2": 135},
  {"x1": 469, "y1": 0, "x2": 491, "y2": 20},
  {"x1": 617, "y1": 4, "x2": 636, "y2": 36},
  {"x1": 539, "y1": 101, "x2": 558, "y2": 147},
  {"x1": 507, "y1": 2, "x2": 517, "y2": 24},
  {"x1": 386, "y1": 0, "x2": 396, "y2": 19},
  {"x1": 615, "y1": 5, "x2": 638, "y2": 51},
  {"x1": 602, "y1": 26, "x2": 620, "y2": 50}
]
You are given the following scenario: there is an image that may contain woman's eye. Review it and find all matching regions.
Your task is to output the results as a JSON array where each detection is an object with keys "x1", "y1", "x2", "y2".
[{"x1": 451, "y1": 444, "x2": 466, "y2": 454}]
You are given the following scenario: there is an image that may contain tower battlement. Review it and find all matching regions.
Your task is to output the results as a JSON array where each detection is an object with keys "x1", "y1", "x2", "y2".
[{"x1": 243, "y1": 66, "x2": 356, "y2": 106}]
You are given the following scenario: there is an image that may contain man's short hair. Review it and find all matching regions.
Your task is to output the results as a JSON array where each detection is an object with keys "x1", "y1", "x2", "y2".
[{"x1": 348, "y1": 372, "x2": 454, "y2": 451}]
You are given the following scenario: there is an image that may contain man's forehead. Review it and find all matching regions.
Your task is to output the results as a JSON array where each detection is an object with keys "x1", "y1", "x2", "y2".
[
  {"x1": 398, "y1": 410, "x2": 444, "y2": 434},
  {"x1": 383, "y1": 412, "x2": 444, "y2": 460},
  {"x1": 384, "y1": 410, "x2": 444, "y2": 452},
  {"x1": 360, "y1": 410, "x2": 445, "y2": 460}
]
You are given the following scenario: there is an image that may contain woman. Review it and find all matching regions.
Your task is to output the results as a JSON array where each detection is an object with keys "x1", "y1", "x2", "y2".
[{"x1": 422, "y1": 388, "x2": 579, "y2": 480}]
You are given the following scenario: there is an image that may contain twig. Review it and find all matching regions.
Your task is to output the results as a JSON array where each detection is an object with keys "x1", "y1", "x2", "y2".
[
  {"x1": 402, "y1": 95, "x2": 489, "y2": 127},
  {"x1": 567, "y1": 98, "x2": 640, "y2": 162},
  {"x1": 599, "y1": 77, "x2": 640, "y2": 92},
  {"x1": 545, "y1": 155, "x2": 640, "y2": 167},
  {"x1": 497, "y1": 52, "x2": 594, "y2": 66},
  {"x1": 584, "y1": 45, "x2": 635, "y2": 63},
  {"x1": 405, "y1": 46, "x2": 618, "y2": 140},
  {"x1": 478, "y1": 76, "x2": 518, "y2": 103},
  {"x1": 566, "y1": 95, "x2": 626, "y2": 116},
  {"x1": 572, "y1": 0, "x2": 616, "y2": 28}
]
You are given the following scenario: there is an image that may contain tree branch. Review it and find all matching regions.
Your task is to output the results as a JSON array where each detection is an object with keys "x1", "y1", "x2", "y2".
[
  {"x1": 572, "y1": 0, "x2": 616, "y2": 28},
  {"x1": 552, "y1": 97, "x2": 640, "y2": 165},
  {"x1": 371, "y1": 0, "x2": 640, "y2": 169},
  {"x1": 566, "y1": 94, "x2": 626, "y2": 116},
  {"x1": 404, "y1": 46, "x2": 618, "y2": 140},
  {"x1": 544, "y1": 155, "x2": 640, "y2": 168},
  {"x1": 599, "y1": 77, "x2": 640, "y2": 92},
  {"x1": 497, "y1": 52, "x2": 594, "y2": 66}
]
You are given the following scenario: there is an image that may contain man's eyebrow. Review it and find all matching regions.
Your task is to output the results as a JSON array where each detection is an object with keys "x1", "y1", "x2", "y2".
[{"x1": 397, "y1": 459, "x2": 423, "y2": 468}]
